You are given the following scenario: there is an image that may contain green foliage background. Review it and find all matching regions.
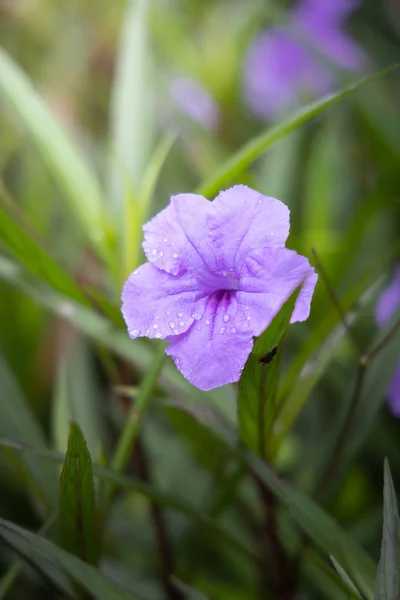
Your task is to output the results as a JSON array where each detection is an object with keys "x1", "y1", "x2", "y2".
[{"x1": 0, "y1": 0, "x2": 399, "y2": 598}]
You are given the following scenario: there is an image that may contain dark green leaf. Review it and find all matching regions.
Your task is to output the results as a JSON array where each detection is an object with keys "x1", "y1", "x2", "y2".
[
  {"x1": 60, "y1": 422, "x2": 99, "y2": 566},
  {"x1": 238, "y1": 287, "x2": 300, "y2": 458},
  {"x1": 0, "y1": 351, "x2": 57, "y2": 509},
  {"x1": 375, "y1": 459, "x2": 400, "y2": 600},
  {"x1": 330, "y1": 556, "x2": 363, "y2": 599},
  {"x1": 0, "y1": 519, "x2": 138, "y2": 600}
]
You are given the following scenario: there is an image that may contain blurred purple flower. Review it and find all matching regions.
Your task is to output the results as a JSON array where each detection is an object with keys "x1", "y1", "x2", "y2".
[
  {"x1": 244, "y1": 0, "x2": 366, "y2": 120},
  {"x1": 375, "y1": 268, "x2": 400, "y2": 415},
  {"x1": 122, "y1": 185, "x2": 317, "y2": 391},
  {"x1": 169, "y1": 77, "x2": 220, "y2": 131}
]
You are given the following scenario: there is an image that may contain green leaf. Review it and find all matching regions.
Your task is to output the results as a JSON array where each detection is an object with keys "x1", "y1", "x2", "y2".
[
  {"x1": 330, "y1": 556, "x2": 363, "y2": 599},
  {"x1": 238, "y1": 287, "x2": 300, "y2": 458},
  {"x1": 0, "y1": 205, "x2": 89, "y2": 305},
  {"x1": 60, "y1": 422, "x2": 99, "y2": 566},
  {"x1": 0, "y1": 519, "x2": 137, "y2": 600},
  {"x1": 53, "y1": 338, "x2": 104, "y2": 459},
  {"x1": 197, "y1": 65, "x2": 400, "y2": 199},
  {"x1": 0, "y1": 48, "x2": 109, "y2": 264},
  {"x1": 375, "y1": 459, "x2": 400, "y2": 600},
  {"x1": 109, "y1": 0, "x2": 153, "y2": 203},
  {"x1": 0, "y1": 351, "x2": 57, "y2": 509},
  {"x1": 0, "y1": 436, "x2": 255, "y2": 564}
]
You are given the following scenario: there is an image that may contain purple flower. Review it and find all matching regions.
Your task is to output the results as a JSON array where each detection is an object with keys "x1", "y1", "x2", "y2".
[
  {"x1": 244, "y1": 0, "x2": 365, "y2": 120},
  {"x1": 169, "y1": 77, "x2": 220, "y2": 131},
  {"x1": 375, "y1": 268, "x2": 400, "y2": 415},
  {"x1": 121, "y1": 185, "x2": 317, "y2": 391}
]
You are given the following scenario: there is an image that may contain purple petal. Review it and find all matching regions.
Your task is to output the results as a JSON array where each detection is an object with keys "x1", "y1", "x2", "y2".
[
  {"x1": 170, "y1": 77, "x2": 220, "y2": 131},
  {"x1": 209, "y1": 185, "x2": 290, "y2": 270},
  {"x1": 375, "y1": 268, "x2": 400, "y2": 328},
  {"x1": 121, "y1": 263, "x2": 209, "y2": 340},
  {"x1": 166, "y1": 292, "x2": 253, "y2": 391},
  {"x1": 387, "y1": 362, "x2": 400, "y2": 417},
  {"x1": 294, "y1": 0, "x2": 362, "y2": 26},
  {"x1": 244, "y1": 29, "x2": 333, "y2": 120},
  {"x1": 142, "y1": 193, "x2": 213, "y2": 276},
  {"x1": 237, "y1": 247, "x2": 318, "y2": 335}
]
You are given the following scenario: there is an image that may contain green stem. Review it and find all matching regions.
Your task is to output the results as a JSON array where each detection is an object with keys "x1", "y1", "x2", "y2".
[{"x1": 111, "y1": 344, "x2": 166, "y2": 473}]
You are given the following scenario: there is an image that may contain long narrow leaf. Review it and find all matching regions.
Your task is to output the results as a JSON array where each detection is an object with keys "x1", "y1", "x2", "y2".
[
  {"x1": 60, "y1": 422, "x2": 99, "y2": 566},
  {"x1": 0, "y1": 48, "x2": 108, "y2": 263},
  {"x1": 197, "y1": 65, "x2": 399, "y2": 198}
]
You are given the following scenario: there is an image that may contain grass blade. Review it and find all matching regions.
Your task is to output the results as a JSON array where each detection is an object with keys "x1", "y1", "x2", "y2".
[
  {"x1": 0, "y1": 48, "x2": 108, "y2": 264},
  {"x1": 197, "y1": 65, "x2": 400, "y2": 199},
  {"x1": 0, "y1": 519, "x2": 138, "y2": 600}
]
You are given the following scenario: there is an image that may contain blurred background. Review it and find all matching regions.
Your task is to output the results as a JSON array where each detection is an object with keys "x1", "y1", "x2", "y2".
[{"x1": 0, "y1": 0, "x2": 400, "y2": 598}]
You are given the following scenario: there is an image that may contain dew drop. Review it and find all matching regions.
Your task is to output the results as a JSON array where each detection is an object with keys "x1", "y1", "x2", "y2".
[
  {"x1": 155, "y1": 332, "x2": 162, "y2": 338},
  {"x1": 197, "y1": 325, "x2": 202, "y2": 330},
  {"x1": 153, "y1": 323, "x2": 159, "y2": 329},
  {"x1": 205, "y1": 319, "x2": 210, "y2": 325},
  {"x1": 192, "y1": 312, "x2": 201, "y2": 320},
  {"x1": 219, "y1": 327, "x2": 226, "y2": 334},
  {"x1": 247, "y1": 316, "x2": 252, "y2": 321},
  {"x1": 130, "y1": 329, "x2": 140, "y2": 338},
  {"x1": 231, "y1": 327, "x2": 237, "y2": 333},
  {"x1": 245, "y1": 306, "x2": 249, "y2": 311},
  {"x1": 166, "y1": 311, "x2": 171, "y2": 316},
  {"x1": 175, "y1": 358, "x2": 180, "y2": 366},
  {"x1": 258, "y1": 199, "x2": 262, "y2": 204},
  {"x1": 159, "y1": 251, "x2": 164, "y2": 257},
  {"x1": 169, "y1": 321, "x2": 176, "y2": 328},
  {"x1": 151, "y1": 249, "x2": 158, "y2": 256},
  {"x1": 173, "y1": 329, "x2": 179, "y2": 334},
  {"x1": 223, "y1": 315, "x2": 230, "y2": 323},
  {"x1": 179, "y1": 321, "x2": 184, "y2": 327},
  {"x1": 222, "y1": 270, "x2": 228, "y2": 276},
  {"x1": 164, "y1": 238, "x2": 168, "y2": 242},
  {"x1": 173, "y1": 253, "x2": 178, "y2": 258},
  {"x1": 270, "y1": 232, "x2": 274, "y2": 237},
  {"x1": 177, "y1": 312, "x2": 183, "y2": 317}
]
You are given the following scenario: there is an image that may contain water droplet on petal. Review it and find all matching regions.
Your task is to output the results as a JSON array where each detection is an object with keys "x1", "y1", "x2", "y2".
[
  {"x1": 159, "y1": 251, "x2": 164, "y2": 257},
  {"x1": 175, "y1": 358, "x2": 180, "y2": 366},
  {"x1": 130, "y1": 329, "x2": 140, "y2": 338},
  {"x1": 178, "y1": 312, "x2": 183, "y2": 317},
  {"x1": 219, "y1": 327, "x2": 226, "y2": 334},
  {"x1": 166, "y1": 311, "x2": 171, "y2": 316},
  {"x1": 247, "y1": 316, "x2": 252, "y2": 321},
  {"x1": 231, "y1": 327, "x2": 237, "y2": 333},
  {"x1": 179, "y1": 321, "x2": 184, "y2": 327},
  {"x1": 223, "y1": 315, "x2": 230, "y2": 322},
  {"x1": 192, "y1": 312, "x2": 201, "y2": 320},
  {"x1": 197, "y1": 325, "x2": 202, "y2": 330},
  {"x1": 245, "y1": 306, "x2": 249, "y2": 311},
  {"x1": 173, "y1": 253, "x2": 178, "y2": 258},
  {"x1": 164, "y1": 238, "x2": 168, "y2": 242},
  {"x1": 169, "y1": 321, "x2": 176, "y2": 328},
  {"x1": 153, "y1": 323, "x2": 159, "y2": 329},
  {"x1": 222, "y1": 270, "x2": 228, "y2": 276},
  {"x1": 205, "y1": 319, "x2": 210, "y2": 325},
  {"x1": 173, "y1": 329, "x2": 179, "y2": 334},
  {"x1": 258, "y1": 199, "x2": 262, "y2": 204},
  {"x1": 151, "y1": 249, "x2": 158, "y2": 256},
  {"x1": 270, "y1": 232, "x2": 274, "y2": 237},
  {"x1": 155, "y1": 332, "x2": 161, "y2": 338}
]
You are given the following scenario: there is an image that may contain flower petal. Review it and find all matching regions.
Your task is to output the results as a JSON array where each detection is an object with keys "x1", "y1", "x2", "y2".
[
  {"x1": 121, "y1": 263, "x2": 209, "y2": 340},
  {"x1": 165, "y1": 292, "x2": 253, "y2": 391},
  {"x1": 375, "y1": 268, "x2": 400, "y2": 328},
  {"x1": 142, "y1": 193, "x2": 213, "y2": 276},
  {"x1": 208, "y1": 185, "x2": 290, "y2": 271},
  {"x1": 237, "y1": 247, "x2": 318, "y2": 336}
]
